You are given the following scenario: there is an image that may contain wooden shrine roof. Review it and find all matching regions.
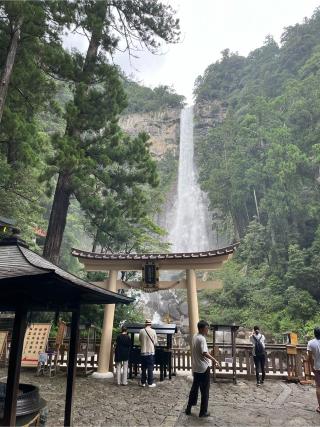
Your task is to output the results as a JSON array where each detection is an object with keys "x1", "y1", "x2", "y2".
[{"x1": 0, "y1": 238, "x2": 133, "y2": 310}]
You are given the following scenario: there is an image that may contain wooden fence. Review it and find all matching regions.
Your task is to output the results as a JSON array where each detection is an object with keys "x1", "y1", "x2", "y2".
[
  {"x1": 172, "y1": 343, "x2": 309, "y2": 379},
  {"x1": 43, "y1": 339, "x2": 309, "y2": 380}
]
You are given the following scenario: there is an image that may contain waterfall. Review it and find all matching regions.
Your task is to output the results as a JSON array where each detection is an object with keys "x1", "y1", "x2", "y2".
[
  {"x1": 169, "y1": 106, "x2": 215, "y2": 252},
  {"x1": 147, "y1": 106, "x2": 215, "y2": 328}
]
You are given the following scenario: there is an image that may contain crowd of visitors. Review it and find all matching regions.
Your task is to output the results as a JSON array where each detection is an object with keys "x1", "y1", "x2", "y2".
[{"x1": 114, "y1": 319, "x2": 320, "y2": 417}]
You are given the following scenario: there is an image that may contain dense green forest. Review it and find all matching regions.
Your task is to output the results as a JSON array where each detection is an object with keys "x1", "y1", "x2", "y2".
[
  {"x1": 0, "y1": 0, "x2": 180, "y2": 260},
  {"x1": 196, "y1": 8, "x2": 320, "y2": 340},
  {"x1": 3, "y1": 0, "x2": 320, "y2": 340},
  {"x1": 0, "y1": 0, "x2": 181, "y2": 328}
]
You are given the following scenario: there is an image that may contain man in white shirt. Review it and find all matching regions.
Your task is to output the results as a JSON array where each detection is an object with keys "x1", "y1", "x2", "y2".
[
  {"x1": 307, "y1": 326, "x2": 320, "y2": 413},
  {"x1": 185, "y1": 320, "x2": 219, "y2": 418},
  {"x1": 249, "y1": 325, "x2": 266, "y2": 386},
  {"x1": 139, "y1": 319, "x2": 158, "y2": 387}
]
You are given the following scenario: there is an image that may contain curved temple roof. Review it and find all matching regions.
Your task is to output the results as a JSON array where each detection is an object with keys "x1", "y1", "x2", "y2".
[
  {"x1": 72, "y1": 244, "x2": 238, "y2": 271},
  {"x1": 0, "y1": 239, "x2": 133, "y2": 310},
  {"x1": 72, "y1": 245, "x2": 236, "y2": 261}
]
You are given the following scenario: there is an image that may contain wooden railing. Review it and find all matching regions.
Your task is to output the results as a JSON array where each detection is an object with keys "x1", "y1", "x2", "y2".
[
  {"x1": 37, "y1": 339, "x2": 311, "y2": 380},
  {"x1": 172, "y1": 343, "x2": 309, "y2": 379}
]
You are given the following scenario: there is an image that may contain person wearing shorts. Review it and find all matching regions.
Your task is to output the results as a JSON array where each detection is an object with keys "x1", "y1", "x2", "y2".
[{"x1": 307, "y1": 326, "x2": 320, "y2": 413}]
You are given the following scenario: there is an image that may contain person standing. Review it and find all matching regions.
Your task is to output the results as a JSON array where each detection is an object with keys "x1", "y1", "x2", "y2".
[
  {"x1": 307, "y1": 326, "x2": 320, "y2": 413},
  {"x1": 114, "y1": 325, "x2": 131, "y2": 386},
  {"x1": 250, "y1": 325, "x2": 266, "y2": 386},
  {"x1": 185, "y1": 320, "x2": 220, "y2": 418},
  {"x1": 139, "y1": 319, "x2": 158, "y2": 388}
]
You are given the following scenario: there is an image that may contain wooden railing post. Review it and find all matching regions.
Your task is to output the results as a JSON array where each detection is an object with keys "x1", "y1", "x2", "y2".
[{"x1": 32, "y1": 340, "x2": 311, "y2": 380}]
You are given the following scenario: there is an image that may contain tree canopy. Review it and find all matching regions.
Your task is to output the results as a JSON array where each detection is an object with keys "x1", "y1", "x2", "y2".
[{"x1": 195, "y1": 7, "x2": 320, "y2": 339}]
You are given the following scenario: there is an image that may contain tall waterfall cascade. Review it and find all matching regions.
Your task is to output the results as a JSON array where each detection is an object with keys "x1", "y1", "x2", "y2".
[
  {"x1": 147, "y1": 106, "x2": 216, "y2": 330},
  {"x1": 169, "y1": 106, "x2": 215, "y2": 252}
]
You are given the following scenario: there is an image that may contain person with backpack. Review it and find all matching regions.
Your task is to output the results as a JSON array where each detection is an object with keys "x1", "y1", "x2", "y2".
[
  {"x1": 139, "y1": 319, "x2": 158, "y2": 387},
  {"x1": 250, "y1": 325, "x2": 266, "y2": 386}
]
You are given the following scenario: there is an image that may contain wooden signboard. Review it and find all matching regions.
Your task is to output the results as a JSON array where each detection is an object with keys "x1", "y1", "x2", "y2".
[
  {"x1": 55, "y1": 321, "x2": 67, "y2": 348},
  {"x1": 0, "y1": 331, "x2": 8, "y2": 367},
  {"x1": 21, "y1": 323, "x2": 51, "y2": 367}
]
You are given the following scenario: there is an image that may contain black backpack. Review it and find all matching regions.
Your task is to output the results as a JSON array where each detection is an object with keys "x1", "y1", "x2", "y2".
[{"x1": 253, "y1": 335, "x2": 264, "y2": 356}]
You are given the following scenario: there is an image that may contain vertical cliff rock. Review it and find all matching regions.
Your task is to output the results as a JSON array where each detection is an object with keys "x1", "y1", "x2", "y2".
[
  {"x1": 193, "y1": 99, "x2": 227, "y2": 143},
  {"x1": 119, "y1": 108, "x2": 181, "y2": 158}
]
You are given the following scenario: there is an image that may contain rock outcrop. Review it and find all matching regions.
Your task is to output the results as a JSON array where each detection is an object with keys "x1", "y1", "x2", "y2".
[
  {"x1": 119, "y1": 108, "x2": 181, "y2": 158},
  {"x1": 194, "y1": 99, "x2": 227, "y2": 144}
]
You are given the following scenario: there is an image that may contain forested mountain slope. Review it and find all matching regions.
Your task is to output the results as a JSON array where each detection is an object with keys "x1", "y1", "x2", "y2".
[{"x1": 195, "y1": 8, "x2": 320, "y2": 339}]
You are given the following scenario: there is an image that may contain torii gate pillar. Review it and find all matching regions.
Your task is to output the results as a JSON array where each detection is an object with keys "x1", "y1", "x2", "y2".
[
  {"x1": 92, "y1": 269, "x2": 118, "y2": 379},
  {"x1": 72, "y1": 244, "x2": 237, "y2": 373},
  {"x1": 186, "y1": 269, "x2": 199, "y2": 338}
]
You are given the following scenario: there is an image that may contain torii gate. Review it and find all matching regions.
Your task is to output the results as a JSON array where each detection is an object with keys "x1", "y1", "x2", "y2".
[{"x1": 72, "y1": 244, "x2": 236, "y2": 378}]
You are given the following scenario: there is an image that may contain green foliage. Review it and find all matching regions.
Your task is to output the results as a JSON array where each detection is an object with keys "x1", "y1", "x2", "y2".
[
  {"x1": 0, "y1": 0, "x2": 182, "y2": 331},
  {"x1": 0, "y1": 1, "x2": 70, "y2": 242},
  {"x1": 195, "y1": 6, "x2": 320, "y2": 338},
  {"x1": 123, "y1": 80, "x2": 185, "y2": 113},
  {"x1": 41, "y1": 0, "x2": 181, "y2": 263}
]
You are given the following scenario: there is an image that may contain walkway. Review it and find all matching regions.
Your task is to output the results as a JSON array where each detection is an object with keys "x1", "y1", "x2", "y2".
[
  {"x1": 2, "y1": 369, "x2": 320, "y2": 426},
  {"x1": 177, "y1": 379, "x2": 320, "y2": 426}
]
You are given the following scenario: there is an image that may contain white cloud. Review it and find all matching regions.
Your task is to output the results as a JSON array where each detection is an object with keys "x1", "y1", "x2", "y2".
[
  {"x1": 63, "y1": 1, "x2": 320, "y2": 103},
  {"x1": 113, "y1": 0, "x2": 320, "y2": 103}
]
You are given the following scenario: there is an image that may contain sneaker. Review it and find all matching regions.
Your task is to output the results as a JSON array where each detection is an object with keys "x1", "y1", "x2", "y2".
[
  {"x1": 199, "y1": 412, "x2": 210, "y2": 418},
  {"x1": 257, "y1": 382, "x2": 261, "y2": 387},
  {"x1": 185, "y1": 406, "x2": 191, "y2": 416},
  {"x1": 148, "y1": 383, "x2": 156, "y2": 388},
  {"x1": 139, "y1": 382, "x2": 146, "y2": 387}
]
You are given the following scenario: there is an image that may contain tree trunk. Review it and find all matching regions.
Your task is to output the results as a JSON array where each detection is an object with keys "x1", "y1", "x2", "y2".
[
  {"x1": 43, "y1": 172, "x2": 72, "y2": 264},
  {"x1": 253, "y1": 188, "x2": 260, "y2": 222},
  {"x1": 92, "y1": 229, "x2": 99, "y2": 252},
  {"x1": 44, "y1": 3, "x2": 108, "y2": 263},
  {"x1": 7, "y1": 140, "x2": 18, "y2": 166},
  {"x1": 0, "y1": 16, "x2": 23, "y2": 123}
]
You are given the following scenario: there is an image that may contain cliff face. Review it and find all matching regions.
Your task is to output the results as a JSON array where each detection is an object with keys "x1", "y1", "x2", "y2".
[
  {"x1": 194, "y1": 99, "x2": 227, "y2": 141},
  {"x1": 120, "y1": 107, "x2": 180, "y2": 233},
  {"x1": 193, "y1": 99, "x2": 230, "y2": 247},
  {"x1": 119, "y1": 108, "x2": 181, "y2": 158}
]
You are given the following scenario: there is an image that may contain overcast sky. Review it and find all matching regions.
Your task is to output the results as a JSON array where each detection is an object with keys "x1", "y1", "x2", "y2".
[{"x1": 65, "y1": 1, "x2": 320, "y2": 103}]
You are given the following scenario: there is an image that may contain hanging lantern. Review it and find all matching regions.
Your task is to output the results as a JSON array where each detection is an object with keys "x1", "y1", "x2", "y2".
[{"x1": 142, "y1": 262, "x2": 159, "y2": 288}]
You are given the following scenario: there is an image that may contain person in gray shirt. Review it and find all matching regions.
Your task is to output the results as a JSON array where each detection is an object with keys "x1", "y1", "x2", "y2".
[
  {"x1": 185, "y1": 320, "x2": 220, "y2": 418},
  {"x1": 307, "y1": 326, "x2": 320, "y2": 413}
]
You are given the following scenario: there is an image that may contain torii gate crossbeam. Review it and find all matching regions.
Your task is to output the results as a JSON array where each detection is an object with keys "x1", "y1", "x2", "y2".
[{"x1": 72, "y1": 244, "x2": 237, "y2": 378}]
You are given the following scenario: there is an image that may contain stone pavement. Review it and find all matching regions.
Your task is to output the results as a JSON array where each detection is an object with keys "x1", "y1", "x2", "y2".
[
  {"x1": 177, "y1": 379, "x2": 320, "y2": 427},
  {"x1": 1, "y1": 369, "x2": 189, "y2": 426},
  {"x1": 2, "y1": 369, "x2": 320, "y2": 426}
]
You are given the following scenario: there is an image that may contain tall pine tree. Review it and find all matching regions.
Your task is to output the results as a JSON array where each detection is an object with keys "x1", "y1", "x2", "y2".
[{"x1": 43, "y1": 0, "x2": 180, "y2": 263}]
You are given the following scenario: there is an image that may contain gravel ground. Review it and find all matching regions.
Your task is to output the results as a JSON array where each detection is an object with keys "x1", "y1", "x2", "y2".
[
  {"x1": 177, "y1": 378, "x2": 320, "y2": 427},
  {"x1": 1, "y1": 369, "x2": 320, "y2": 426}
]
